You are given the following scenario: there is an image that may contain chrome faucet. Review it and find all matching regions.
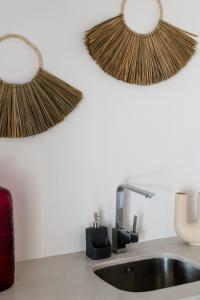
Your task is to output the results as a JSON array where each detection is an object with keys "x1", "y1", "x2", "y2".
[{"x1": 112, "y1": 184, "x2": 155, "y2": 253}]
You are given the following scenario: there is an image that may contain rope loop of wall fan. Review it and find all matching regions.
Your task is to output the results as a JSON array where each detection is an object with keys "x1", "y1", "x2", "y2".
[
  {"x1": 0, "y1": 33, "x2": 44, "y2": 69},
  {"x1": 120, "y1": 0, "x2": 164, "y2": 20}
]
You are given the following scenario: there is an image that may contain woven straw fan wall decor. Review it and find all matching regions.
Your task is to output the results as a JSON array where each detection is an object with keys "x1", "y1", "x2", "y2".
[
  {"x1": 0, "y1": 34, "x2": 82, "y2": 138},
  {"x1": 85, "y1": 0, "x2": 197, "y2": 85}
]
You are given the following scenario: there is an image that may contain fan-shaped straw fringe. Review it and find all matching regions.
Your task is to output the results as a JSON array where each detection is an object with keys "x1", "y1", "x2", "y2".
[
  {"x1": 85, "y1": 15, "x2": 197, "y2": 85},
  {"x1": 0, "y1": 69, "x2": 82, "y2": 138}
]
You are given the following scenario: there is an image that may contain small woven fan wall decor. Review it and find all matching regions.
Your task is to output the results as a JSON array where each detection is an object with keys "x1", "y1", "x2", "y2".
[
  {"x1": 0, "y1": 34, "x2": 82, "y2": 138},
  {"x1": 85, "y1": 0, "x2": 197, "y2": 85}
]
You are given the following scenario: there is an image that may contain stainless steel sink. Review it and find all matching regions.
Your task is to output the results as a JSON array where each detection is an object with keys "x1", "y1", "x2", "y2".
[{"x1": 95, "y1": 257, "x2": 200, "y2": 292}]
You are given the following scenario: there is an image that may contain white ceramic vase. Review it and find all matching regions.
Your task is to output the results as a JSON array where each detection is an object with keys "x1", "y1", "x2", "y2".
[{"x1": 175, "y1": 192, "x2": 200, "y2": 246}]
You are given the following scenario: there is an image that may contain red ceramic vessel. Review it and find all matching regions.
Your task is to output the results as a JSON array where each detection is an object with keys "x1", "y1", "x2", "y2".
[{"x1": 0, "y1": 187, "x2": 14, "y2": 292}]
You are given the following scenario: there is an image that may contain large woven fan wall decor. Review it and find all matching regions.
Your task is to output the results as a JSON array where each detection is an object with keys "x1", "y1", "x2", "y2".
[
  {"x1": 0, "y1": 34, "x2": 82, "y2": 138},
  {"x1": 85, "y1": 0, "x2": 197, "y2": 85}
]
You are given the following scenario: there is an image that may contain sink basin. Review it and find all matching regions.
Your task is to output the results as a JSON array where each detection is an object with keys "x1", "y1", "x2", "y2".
[{"x1": 95, "y1": 257, "x2": 200, "y2": 292}]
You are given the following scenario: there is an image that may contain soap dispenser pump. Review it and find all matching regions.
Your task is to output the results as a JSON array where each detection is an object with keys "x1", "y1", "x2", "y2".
[{"x1": 86, "y1": 212, "x2": 111, "y2": 260}]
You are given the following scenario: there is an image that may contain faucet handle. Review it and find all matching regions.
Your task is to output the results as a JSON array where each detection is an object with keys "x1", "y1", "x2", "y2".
[
  {"x1": 130, "y1": 215, "x2": 139, "y2": 243},
  {"x1": 133, "y1": 215, "x2": 137, "y2": 233}
]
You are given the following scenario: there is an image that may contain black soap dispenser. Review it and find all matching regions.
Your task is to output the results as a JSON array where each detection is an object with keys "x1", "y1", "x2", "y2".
[{"x1": 86, "y1": 212, "x2": 111, "y2": 260}]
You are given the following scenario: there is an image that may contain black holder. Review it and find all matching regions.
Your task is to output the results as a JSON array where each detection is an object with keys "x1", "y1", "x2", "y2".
[{"x1": 86, "y1": 226, "x2": 111, "y2": 260}]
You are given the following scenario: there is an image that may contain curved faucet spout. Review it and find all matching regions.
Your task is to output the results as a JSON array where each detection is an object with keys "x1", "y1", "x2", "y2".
[
  {"x1": 117, "y1": 185, "x2": 155, "y2": 198},
  {"x1": 116, "y1": 185, "x2": 155, "y2": 229}
]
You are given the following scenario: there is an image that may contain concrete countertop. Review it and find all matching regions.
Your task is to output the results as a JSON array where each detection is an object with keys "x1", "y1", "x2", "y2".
[{"x1": 1, "y1": 237, "x2": 200, "y2": 300}]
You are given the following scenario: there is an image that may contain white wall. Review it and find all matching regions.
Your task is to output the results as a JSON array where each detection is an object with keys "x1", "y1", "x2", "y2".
[{"x1": 0, "y1": 0, "x2": 199, "y2": 262}]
